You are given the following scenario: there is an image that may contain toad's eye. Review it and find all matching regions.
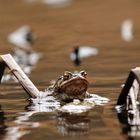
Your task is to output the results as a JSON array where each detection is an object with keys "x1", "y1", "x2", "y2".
[
  {"x1": 63, "y1": 74, "x2": 69, "y2": 80},
  {"x1": 63, "y1": 71, "x2": 72, "y2": 80},
  {"x1": 80, "y1": 71, "x2": 87, "y2": 78}
]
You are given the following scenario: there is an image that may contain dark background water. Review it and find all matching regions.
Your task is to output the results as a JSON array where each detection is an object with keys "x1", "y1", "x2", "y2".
[{"x1": 0, "y1": 0, "x2": 140, "y2": 140}]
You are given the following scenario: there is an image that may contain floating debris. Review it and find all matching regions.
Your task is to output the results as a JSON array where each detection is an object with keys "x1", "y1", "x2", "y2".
[
  {"x1": 85, "y1": 93, "x2": 110, "y2": 106},
  {"x1": 28, "y1": 91, "x2": 61, "y2": 112},
  {"x1": 13, "y1": 49, "x2": 42, "y2": 69},
  {"x1": 25, "y1": 0, "x2": 72, "y2": 7},
  {"x1": 28, "y1": 92, "x2": 109, "y2": 114},
  {"x1": 70, "y1": 45, "x2": 98, "y2": 66},
  {"x1": 121, "y1": 19, "x2": 133, "y2": 42},
  {"x1": 3, "y1": 26, "x2": 42, "y2": 82},
  {"x1": 42, "y1": 0, "x2": 72, "y2": 7},
  {"x1": 57, "y1": 99, "x2": 95, "y2": 114},
  {"x1": 8, "y1": 25, "x2": 35, "y2": 51}
]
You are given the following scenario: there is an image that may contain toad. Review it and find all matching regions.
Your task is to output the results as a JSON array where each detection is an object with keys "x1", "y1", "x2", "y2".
[{"x1": 47, "y1": 71, "x2": 89, "y2": 102}]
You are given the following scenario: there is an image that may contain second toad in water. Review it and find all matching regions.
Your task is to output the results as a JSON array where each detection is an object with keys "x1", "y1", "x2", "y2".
[{"x1": 47, "y1": 71, "x2": 89, "y2": 102}]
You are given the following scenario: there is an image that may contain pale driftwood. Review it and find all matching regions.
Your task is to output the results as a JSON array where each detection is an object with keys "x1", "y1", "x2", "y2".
[
  {"x1": 117, "y1": 67, "x2": 140, "y2": 110},
  {"x1": 0, "y1": 54, "x2": 40, "y2": 98}
]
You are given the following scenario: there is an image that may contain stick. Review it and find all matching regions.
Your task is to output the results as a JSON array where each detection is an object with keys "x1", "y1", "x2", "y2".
[
  {"x1": 0, "y1": 54, "x2": 40, "y2": 98},
  {"x1": 117, "y1": 67, "x2": 140, "y2": 107},
  {"x1": 0, "y1": 58, "x2": 6, "y2": 82}
]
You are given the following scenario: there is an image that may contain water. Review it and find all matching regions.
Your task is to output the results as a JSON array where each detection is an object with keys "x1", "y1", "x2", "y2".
[{"x1": 0, "y1": 0, "x2": 140, "y2": 140}]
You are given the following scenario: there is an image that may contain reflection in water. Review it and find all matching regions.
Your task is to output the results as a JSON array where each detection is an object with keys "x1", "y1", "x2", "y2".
[
  {"x1": 0, "y1": 92, "x2": 109, "y2": 139},
  {"x1": 28, "y1": 100, "x2": 91, "y2": 137},
  {"x1": 57, "y1": 112, "x2": 90, "y2": 136},
  {"x1": 3, "y1": 95, "x2": 60, "y2": 140},
  {"x1": 117, "y1": 110, "x2": 140, "y2": 139},
  {"x1": 28, "y1": 99, "x2": 91, "y2": 137},
  {"x1": 2, "y1": 98, "x2": 91, "y2": 140},
  {"x1": 0, "y1": 105, "x2": 7, "y2": 137},
  {"x1": 3, "y1": 96, "x2": 59, "y2": 140},
  {"x1": 4, "y1": 108, "x2": 88, "y2": 139},
  {"x1": 4, "y1": 110, "x2": 39, "y2": 140}
]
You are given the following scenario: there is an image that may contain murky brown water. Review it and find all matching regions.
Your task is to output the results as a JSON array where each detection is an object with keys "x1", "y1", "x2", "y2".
[{"x1": 0, "y1": 0, "x2": 140, "y2": 140}]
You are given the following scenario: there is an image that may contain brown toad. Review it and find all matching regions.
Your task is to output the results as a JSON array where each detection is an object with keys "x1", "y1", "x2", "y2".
[{"x1": 48, "y1": 71, "x2": 89, "y2": 102}]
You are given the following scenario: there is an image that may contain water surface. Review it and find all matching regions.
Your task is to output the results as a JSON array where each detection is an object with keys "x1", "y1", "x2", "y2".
[{"x1": 0, "y1": 0, "x2": 140, "y2": 140}]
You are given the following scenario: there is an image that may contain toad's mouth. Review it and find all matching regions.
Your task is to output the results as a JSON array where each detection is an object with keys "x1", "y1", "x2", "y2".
[{"x1": 58, "y1": 77, "x2": 89, "y2": 95}]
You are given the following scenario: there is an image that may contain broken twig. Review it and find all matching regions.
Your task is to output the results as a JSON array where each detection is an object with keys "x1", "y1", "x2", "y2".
[
  {"x1": 0, "y1": 54, "x2": 40, "y2": 98},
  {"x1": 117, "y1": 67, "x2": 140, "y2": 110}
]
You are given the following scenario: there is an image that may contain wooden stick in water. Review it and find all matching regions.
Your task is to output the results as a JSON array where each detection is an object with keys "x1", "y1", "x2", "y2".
[
  {"x1": 0, "y1": 54, "x2": 40, "y2": 98},
  {"x1": 117, "y1": 67, "x2": 140, "y2": 108},
  {"x1": 0, "y1": 58, "x2": 6, "y2": 82}
]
